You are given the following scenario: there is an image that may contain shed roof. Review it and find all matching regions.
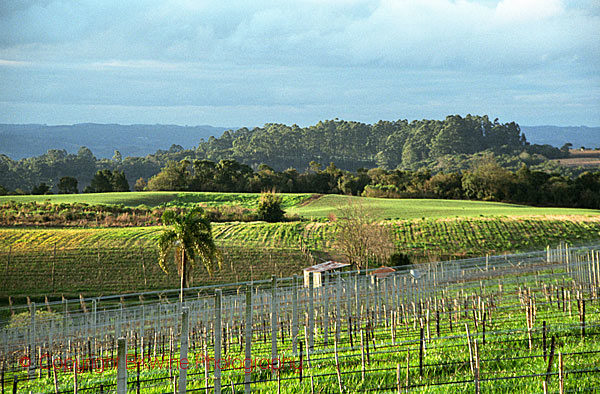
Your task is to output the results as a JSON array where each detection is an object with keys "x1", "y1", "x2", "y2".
[
  {"x1": 303, "y1": 261, "x2": 350, "y2": 273},
  {"x1": 369, "y1": 266, "x2": 396, "y2": 279}
]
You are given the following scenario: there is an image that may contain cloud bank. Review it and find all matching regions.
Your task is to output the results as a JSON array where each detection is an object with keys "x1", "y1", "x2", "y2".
[{"x1": 0, "y1": 0, "x2": 598, "y2": 126}]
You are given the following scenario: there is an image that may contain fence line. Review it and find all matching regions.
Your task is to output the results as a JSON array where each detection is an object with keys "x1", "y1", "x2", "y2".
[{"x1": 1, "y1": 243, "x2": 599, "y2": 392}]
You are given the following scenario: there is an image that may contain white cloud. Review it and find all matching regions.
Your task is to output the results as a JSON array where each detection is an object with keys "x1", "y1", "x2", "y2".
[
  {"x1": 0, "y1": 59, "x2": 29, "y2": 66},
  {"x1": 0, "y1": 0, "x2": 598, "y2": 125},
  {"x1": 495, "y1": 0, "x2": 564, "y2": 22},
  {"x1": 0, "y1": 0, "x2": 597, "y2": 72}
]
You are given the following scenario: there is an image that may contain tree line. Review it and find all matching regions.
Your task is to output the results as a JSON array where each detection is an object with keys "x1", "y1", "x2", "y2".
[
  {"x1": 141, "y1": 156, "x2": 600, "y2": 209},
  {"x1": 0, "y1": 114, "x2": 587, "y2": 199}
]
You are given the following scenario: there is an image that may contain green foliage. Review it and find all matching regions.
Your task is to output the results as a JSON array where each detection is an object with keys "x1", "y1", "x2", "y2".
[
  {"x1": 134, "y1": 177, "x2": 147, "y2": 191},
  {"x1": 158, "y1": 207, "x2": 222, "y2": 283},
  {"x1": 0, "y1": 115, "x2": 577, "y2": 197},
  {"x1": 147, "y1": 160, "x2": 190, "y2": 191},
  {"x1": 111, "y1": 170, "x2": 129, "y2": 192},
  {"x1": 8, "y1": 310, "x2": 61, "y2": 329},
  {"x1": 57, "y1": 176, "x2": 78, "y2": 194},
  {"x1": 257, "y1": 191, "x2": 285, "y2": 222},
  {"x1": 84, "y1": 169, "x2": 130, "y2": 193},
  {"x1": 31, "y1": 182, "x2": 52, "y2": 195}
]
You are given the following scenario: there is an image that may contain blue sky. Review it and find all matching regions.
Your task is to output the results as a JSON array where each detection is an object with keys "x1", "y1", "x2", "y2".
[{"x1": 1, "y1": 0, "x2": 598, "y2": 127}]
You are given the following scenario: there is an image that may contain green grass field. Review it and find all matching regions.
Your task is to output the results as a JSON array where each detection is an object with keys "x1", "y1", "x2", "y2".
[
  {"x1": 289, "y1": 194, "x2": 600, "y2": 220},
  {"x1": 3, "y1": 191, "x2": 599, "y2": 220},
  {"x1": 0, "y1": 191, "x2": 312, "y2": 209}
]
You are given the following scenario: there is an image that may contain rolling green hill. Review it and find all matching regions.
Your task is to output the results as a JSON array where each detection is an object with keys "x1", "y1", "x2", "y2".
[
  {"x1": 2, "y1": 192, "x2": 598, "y2": 220},
  {"x1": 288, "y1": 195, "x2": 600, "y2": 220}
]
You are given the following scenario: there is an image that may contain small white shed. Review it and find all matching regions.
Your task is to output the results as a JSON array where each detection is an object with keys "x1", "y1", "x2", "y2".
[{"x1": 303, "y1": 261, "x2": 350, "y2": 287}]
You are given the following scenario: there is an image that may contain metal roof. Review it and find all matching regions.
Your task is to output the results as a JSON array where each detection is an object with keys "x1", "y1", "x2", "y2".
[
  {"x1": 303, "y1": 261, "x2": 350, "y2": 273},
  {"x1": 369, "y1": 266, "x2": 396, "y2": 279}
]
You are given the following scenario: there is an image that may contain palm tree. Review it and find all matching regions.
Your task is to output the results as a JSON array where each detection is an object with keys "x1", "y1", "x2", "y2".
[{"x1": 158, "y1": 207, "x2": 222, "y2": 301}]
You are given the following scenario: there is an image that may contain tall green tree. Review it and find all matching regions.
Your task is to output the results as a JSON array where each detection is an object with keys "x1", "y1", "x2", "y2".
[
  {"x1": 57, "y1": 176, "x2": 78, "y2": 194},
  {"x1": 158, "y1": 207, "x2": 222, "y2": 300},
  {"x1": 111, "y1": 170, "x2": 130, "y2": 192},
  {"x1": 87, "y1": 170, "x2": 113, "y2": 193}
]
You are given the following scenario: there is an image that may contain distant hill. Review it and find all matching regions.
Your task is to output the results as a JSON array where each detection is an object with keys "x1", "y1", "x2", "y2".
[
  {"x1": 0, "y1": 123, "x2": 228, "y2": 159},
  {"x1": 521, "y1": 126, "x2": 600, "y2": 149}
]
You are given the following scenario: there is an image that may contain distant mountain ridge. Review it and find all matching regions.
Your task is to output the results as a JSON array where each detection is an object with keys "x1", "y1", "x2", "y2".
[
  {"x1": 0, "y1": 123, "x2": 229, "y2": 159},
  {"x1": 520, "y1": 126, "x2": 600, "y2": 149}
]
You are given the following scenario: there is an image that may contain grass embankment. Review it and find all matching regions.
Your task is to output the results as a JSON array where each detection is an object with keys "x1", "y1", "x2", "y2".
[{"x1": 2, "y1": 216, "x2": 600, "y2": 297}]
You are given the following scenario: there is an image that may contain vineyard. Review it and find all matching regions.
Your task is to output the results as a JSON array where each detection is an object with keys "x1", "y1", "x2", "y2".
[
  {"x1": 2, "y1": 216, "x2": 600, "y2": 297},
  {"x1": 0, "y1": 244, "x2": 599, "y2": 392}
]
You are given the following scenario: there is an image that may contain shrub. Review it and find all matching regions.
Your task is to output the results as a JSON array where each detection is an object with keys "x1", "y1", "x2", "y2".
[{"x1": 257, "y1": 190, "x2": 285, "y2": 222}]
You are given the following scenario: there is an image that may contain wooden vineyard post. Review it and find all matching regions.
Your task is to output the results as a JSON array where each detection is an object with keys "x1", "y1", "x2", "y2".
[
  {"x1": 346, "y1": 275, "x2": 353, "y2": 348},
  {"x1": 543, "y1": 337, "x2": 556, "y2": 394},
  {"x1": 334, "y1": 323, "x2": 342, "y2": 394},
  {"x1": 474, "y1": 339, "x2": 480, "y2": 394},
  {"x1": 336, "y1": 272, "x2": 342, "y2": 345},
  {"x1": 419, "y1": 327, "x2": 424, "y2": 377},
  {"x1": 465, "y1": 323, "x2": 474, "y2": 375},
  {"x1": 244, "y1": 284, "x2": 252, "y2": 394},
  {"x1": 304, "y1": 323, "x2": 312, "y2": 369},
  {"x1": 178, "y1": 307, "x2": 189, "y2": 394},
  {"x1": 558, "y1": 352, "x2": 564, "y2": 394},
  {"x1": 29, "y1": 302, "x2": 36, "y2": 379},
  {"x1": 299, "y1": 341, "x2": 303, "y2": 384},
  {"x1": 360, "y1": 328, "x2": 366, "y2": 382},
  {"x1": 396, "y1": 363, "x2": 401, "y2": 394},
  {"x1": 543, "y1": 321, "x2": 547, "y2": 362},
  {"x1": 116, "y1": 337, "x2": 127, "y2": 394},
  {"x1": 323, "y1": 272, "x2": 329, "y2": 347},
  {"x1": 214, "y1": 289, "x2": 222, "y2": 394},
  {"x1": 581, "y1": 300, "x2": 586, "y2": 339},
  {"x1": 308, "y1": 272, "x2": 314, "y2": 351},
  {"x1": 405, "y1": 350, "x2": 410, "y2": 390},
  {"x1": 73, "y1": 355, "x2": 78, "y2": 394},
  {"x1": 292, "y1": 275, "x2": 298, "y2": 355},
  {"x1": 53, "y1": 355, "x2": 59, "y2": 394},
  {"x1": 271, "y1": 275, "x2": 278, "y2": 376}
]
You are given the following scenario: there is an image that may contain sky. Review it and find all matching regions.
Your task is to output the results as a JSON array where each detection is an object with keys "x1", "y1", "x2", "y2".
[{"x1": 0, "y1": 0, "x2": 599, "y2": 128}]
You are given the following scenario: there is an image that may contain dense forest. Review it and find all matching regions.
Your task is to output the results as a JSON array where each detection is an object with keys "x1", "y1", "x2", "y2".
[{"x1": 0, "y1": 115, "x2": 591, "y2": 203}]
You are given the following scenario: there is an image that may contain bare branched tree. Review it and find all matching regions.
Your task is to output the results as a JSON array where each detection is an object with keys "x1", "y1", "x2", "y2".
[{"x1": 333, "y1": 200, "x2": 396, "y2": 272}]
